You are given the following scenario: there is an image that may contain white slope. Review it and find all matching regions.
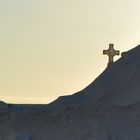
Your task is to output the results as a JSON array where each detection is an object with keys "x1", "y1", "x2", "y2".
[{"x1": 1, "y1": 45, "x2": 140, "y2": 140}]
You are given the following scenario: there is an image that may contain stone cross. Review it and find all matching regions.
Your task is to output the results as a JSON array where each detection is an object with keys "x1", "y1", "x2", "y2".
[{"x1": 103, "y1": 44, "x2": 120, "y2": 66}]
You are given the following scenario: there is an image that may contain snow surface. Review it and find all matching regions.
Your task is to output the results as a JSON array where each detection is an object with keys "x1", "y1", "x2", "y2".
[{"x1": 1, "y1": 45, "x2": 140, "y2": 139}]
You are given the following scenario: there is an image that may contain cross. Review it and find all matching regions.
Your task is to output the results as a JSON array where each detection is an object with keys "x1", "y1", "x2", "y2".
[{"x1": 103, "y1": 44, "x2": 120, "y2": 66}]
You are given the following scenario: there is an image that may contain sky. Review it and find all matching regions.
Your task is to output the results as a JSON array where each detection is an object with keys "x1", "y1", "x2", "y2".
[{"x1": 0, "y1": 0, "x2": 140, "y2": 103}]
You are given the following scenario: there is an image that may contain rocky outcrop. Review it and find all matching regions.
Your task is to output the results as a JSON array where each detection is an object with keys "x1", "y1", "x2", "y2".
[{"x1": 1, "y1": 45, "x2": 140, "y2": 139}]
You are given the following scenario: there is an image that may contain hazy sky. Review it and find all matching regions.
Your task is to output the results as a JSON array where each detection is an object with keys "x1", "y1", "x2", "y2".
[{"x1": 0, "y1": 0, "x2": 140, "y2": 103}]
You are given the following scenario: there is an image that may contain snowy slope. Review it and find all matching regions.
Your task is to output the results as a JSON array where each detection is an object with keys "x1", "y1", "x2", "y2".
[{"x1": 1, "y1": 45, "x2": 140, "y2": 140}]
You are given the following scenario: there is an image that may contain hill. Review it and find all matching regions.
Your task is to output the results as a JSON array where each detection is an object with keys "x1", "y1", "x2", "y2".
[{"x1": 1, "y1": 45, "x2": 140, "y2": 139}]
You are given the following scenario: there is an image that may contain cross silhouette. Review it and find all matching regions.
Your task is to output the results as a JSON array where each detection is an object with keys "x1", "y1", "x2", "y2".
[{"x1": 103, "y1": 44, "x2": 120, "y2": 66}]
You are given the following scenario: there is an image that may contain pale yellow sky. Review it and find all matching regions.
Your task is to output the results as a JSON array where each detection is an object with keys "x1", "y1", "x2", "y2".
[{"x1": 0, "y1": 0, "x2": 140, "y2": 103}]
